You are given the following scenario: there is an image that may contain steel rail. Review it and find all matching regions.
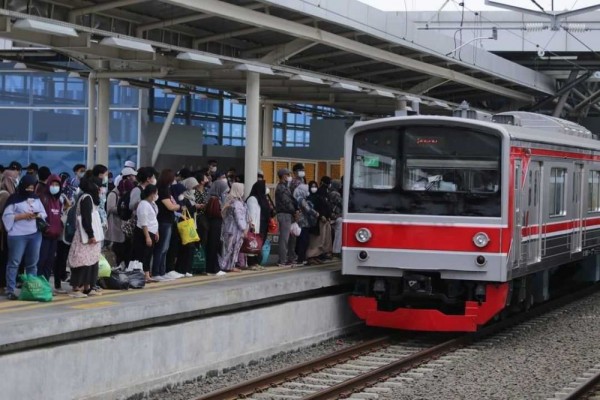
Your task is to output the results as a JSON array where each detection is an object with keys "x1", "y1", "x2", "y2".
[
  {"x1": 563, "y1": 370, "x2": 600, "y2": 400},
  {"x1": 195, "y1": 336, "x2": 391, "y2": 400}
]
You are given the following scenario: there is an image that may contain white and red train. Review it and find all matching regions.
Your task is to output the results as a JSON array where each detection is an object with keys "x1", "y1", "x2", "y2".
[{"x1": 342, "y1": 112, "x2": 600, "y2": 332}]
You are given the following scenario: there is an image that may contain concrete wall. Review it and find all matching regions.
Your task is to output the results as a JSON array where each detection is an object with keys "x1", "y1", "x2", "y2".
[{"x1": 0, "y1": 294, "x2": 358, "y2": 400}]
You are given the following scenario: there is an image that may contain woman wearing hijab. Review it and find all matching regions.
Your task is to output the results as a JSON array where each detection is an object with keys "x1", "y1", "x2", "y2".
[
  {"x1": 205, "y1": 174, "x2": 229, "y2": 274},
  {"x1": 246, "y1": 180, "x2": 271, "y2": 269},
  {"x1": 218, "y1": 182, "x2": 247, "y2": 273},
  {"x1": 306, "y1": 177, "x2": 333, "y2": 263},
  {"x1": 2, "y1": 175, "x2": 47, "y2": 300},
  {"x1": 67, "y1": 177, "x2": 104, "y2": 298},
  {"x1": 294, "y1": 184, "x2": 319, "y2": 266},
  {"x1": 37, "y1": 174, "x2": 64, "y2": 284}
]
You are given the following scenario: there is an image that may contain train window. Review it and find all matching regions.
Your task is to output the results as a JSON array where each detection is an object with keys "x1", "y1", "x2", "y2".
[
  {"x1": 588, "y1": 171, "x2": 600, "y2": 212},
  {"x1": 549, "y1": 168, "x2": 567, "y2": 217},
  {"x1": 349, "y1": 125, "x2": 502, "y2": 217}
]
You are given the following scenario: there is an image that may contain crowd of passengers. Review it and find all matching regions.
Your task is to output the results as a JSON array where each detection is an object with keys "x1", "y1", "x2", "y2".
[{"x1": 0, "y1": 160, "x2": 343, "y2": 300}]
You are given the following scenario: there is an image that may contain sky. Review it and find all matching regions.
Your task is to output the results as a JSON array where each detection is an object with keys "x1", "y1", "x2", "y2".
[{"x1": 357, "y1": 0, "x2": 600, "y2": 12}]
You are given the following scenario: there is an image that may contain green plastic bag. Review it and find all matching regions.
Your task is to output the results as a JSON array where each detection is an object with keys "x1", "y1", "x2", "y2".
[
  {"x1": 18, "y1": 274, "x2": 53, "y2": 302},
  {"x1": 191, "y1": 247, "x2": 206, "y2": 275},
  {"x1": 98, "y1": 254, "x2": 111, "y2": 278}
]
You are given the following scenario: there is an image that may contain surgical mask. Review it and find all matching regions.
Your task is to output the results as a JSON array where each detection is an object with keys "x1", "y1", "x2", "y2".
[
  {"x1": 172, "y1": 180, "x2": 177, "y2": 185},
  {"x1": 102, "y1": 176, "x2": 108, "y2": 185},
  {"x1": 100, "y1": 187, "x2": 107, "y2": 196},
  {"x1": 77, "y1": 171, "x2": 85, "y2": 179},
  {"x1": 210, "y1": 166, "x2": 217, "y2": 173},
  {"x1": 149, "y1": 177, "x2": 157, "y2": 185},
  {"x1": 310, "y1": 187, "x2": 318, "y2": 194},
  {"x1": 285, "y1": 176, "x2": 292, "y2": 183},
  {"x1": 14, "y1": 178, "x2": 19, "y2": 186},
  {"x1": 265, "y1": 187, "x2": 270, "y2": 195},
  {"x1": 50, "y1": 186, "x2": 60, "y2": 195},
  {"x1": 298, "y1": 171, "x2": 305, "y2": 178},
  {"x1": 152, "y1": 194, "x2": 159, "y2": 202},
  {"x1": 178, "y1": 194, "x2": 184, "y2": 201}
]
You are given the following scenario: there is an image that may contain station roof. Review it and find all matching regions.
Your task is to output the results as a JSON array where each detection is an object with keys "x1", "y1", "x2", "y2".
[{"x1": 0, "y1": 0, "x2": 579, "y2": 116}]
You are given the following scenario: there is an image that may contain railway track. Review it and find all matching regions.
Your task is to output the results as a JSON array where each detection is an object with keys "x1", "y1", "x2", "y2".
[
  {"x1": 196, "y1": 283, "x2": 600, "y2": 400},
  {"x1": 550, "y1": 366, "x2": 600, "y2": 400}
]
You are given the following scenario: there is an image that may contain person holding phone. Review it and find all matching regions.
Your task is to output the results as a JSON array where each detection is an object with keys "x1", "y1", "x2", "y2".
[{"x1": 1, "y1": 175, "x2": 47, "y2": 300}]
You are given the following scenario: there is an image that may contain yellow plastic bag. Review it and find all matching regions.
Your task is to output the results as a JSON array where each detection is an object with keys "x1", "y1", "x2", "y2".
[{"x1": 177, "y1": 208, "x2": 200, "y2": 245}]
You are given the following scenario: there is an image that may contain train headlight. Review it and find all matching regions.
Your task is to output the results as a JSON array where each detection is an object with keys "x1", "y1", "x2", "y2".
[
  {"x1": 473, "y1": 232, "x2": 490, "y2": 248},
  {"x1": 355, "y1": 228, "x2": 372, "y2": 243}
]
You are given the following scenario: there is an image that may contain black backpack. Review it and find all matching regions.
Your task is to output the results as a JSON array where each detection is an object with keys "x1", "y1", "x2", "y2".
[{"x1": 117, "y1": 186, "x2": 136, "y2": 221}]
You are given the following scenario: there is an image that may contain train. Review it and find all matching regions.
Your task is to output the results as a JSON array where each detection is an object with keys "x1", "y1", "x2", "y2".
[{"x1": 342, "y1": 111, "x2": 600, "y2": 332}]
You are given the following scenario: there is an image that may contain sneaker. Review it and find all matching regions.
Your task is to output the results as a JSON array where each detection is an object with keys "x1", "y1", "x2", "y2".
[
  {"x1": 216, "y1": 271, "x2": 227, "y2": 276},
  {"x1": 69, "y1": 291, "x2": 88, "y2": 298},
  {"x1": 277, "y1": 262, "x2": 293, "y2": 267},
  {"x1": 165, "y1": 271, "x2": 183, "y2": 279},
  {"x1": 54, "y1": 288, "x2": 68, "y2": 294},
  {"x1": 6, "y1": 293, "x2": 18, "y2": 301},
  {"x1": 87, "y1": 290, "x2": 102, "y2": 296},
  {"x1": 153, "y1": 275, "x2": 165, "y2": 281},
  {"x1": 159, "y1": 275, "x2": 175, "y2": 281},
  {"x1": 184, "y1": 273, "x2": 193, "y2": 277}
]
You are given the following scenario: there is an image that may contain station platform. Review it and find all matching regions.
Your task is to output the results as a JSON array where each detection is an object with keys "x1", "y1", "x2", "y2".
[{"x1": 0, "y1": 263, "x2": 349, "y2": 354}]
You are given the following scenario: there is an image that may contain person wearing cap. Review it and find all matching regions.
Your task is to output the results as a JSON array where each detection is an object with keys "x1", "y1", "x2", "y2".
[
  {"x1": 64, "y1": 163, "x2": 86, "y2": 204},
  {"x1": 257, "y1": 169, "x2": 265, "y2": 181},
  {"x1": 106, "y1": 166, "x2": 138, "y2": 267},
  {"x1": 207, "y1": 160, "x2": 218, "y2": 181},
  {"x1": 34, "y1": 166, "x2": 52, "y2": 197},
  {"x1": 275, "y1": 168, "x2": 298, "y2": 267},
  {"x1": 113, "y1": 160, "x2": 136, "y2": 188},
  {"x1": 291, "y1": 163, "x2": 306, "y2": 194},
  {"x1": 26, "y1": 163, "x2": 39, "y2": 178}
]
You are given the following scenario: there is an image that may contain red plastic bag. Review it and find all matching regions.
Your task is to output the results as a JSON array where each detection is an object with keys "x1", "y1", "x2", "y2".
[
  {"x1": 268, "y1": 217, "x2": 279, "y2": 234},
  {"x1": 241, "y1": 231, "x2": 264, "y2": 255}
]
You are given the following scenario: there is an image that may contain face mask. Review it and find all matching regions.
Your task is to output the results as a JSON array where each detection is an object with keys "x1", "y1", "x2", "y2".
[
  {"x1": 14, "y1": 178, "x2": 19, "y2": 186},
  {"x1": 149, "y1": 177, "x2": 157, "y2": 185},
  {"x1": 102, "y1": 176, "x2": 108, "y2": 185},
  {"x1": 77, "y1": 171, "x2": 85, "y2": 179},
  {"x1": 310, "y1": 187, "x2": 318, "y2": 194},
  {"x1": 210, "y1": 166, "x2": 217, "y2": 173},
  {"x1": 265, "y1": 187, "x2": 270, "y2": 195},
  {"x1": 152, "y1": 194, "x2": 159, "y2": 202},
  {"x1": 172, "y1": 180, "x2": 177, "y2": 185},
  {"x1": 100, "y1": 187, "x2": 107, "y2": 196},
  {"x1": 50, "y1": 186, "x2": 60, "y2": 195},
  {"x1": 298, "y1": 171, "x2": 305, "y2": 178},
  {"x1": 285, "y1": 176, "x2": 292, "y2": 183},
  {"x1": 178, "y1": 194, "x2": 184, "y2": 201}
]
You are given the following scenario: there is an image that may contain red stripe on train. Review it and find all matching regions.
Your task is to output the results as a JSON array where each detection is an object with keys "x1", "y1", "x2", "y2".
[
  {"x1": 343, "y1": 222, "x2": 506, "y2": 253},
  {"x1": 521, "y1": 217, "x2": 600, "y2": 237}
]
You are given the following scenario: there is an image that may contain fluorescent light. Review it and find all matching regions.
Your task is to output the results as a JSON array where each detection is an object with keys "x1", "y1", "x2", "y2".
[
  {"x1": 163, "y1": 88, "x2": 174, "y2": 94},
  {"x1": 53, "y1": 68, "x2": 66, "y2": 73},
  {"x1": 176, "y1": 52, "x2": 222, "y2": 66},
  {"x1": 369, "y1": 89, "x2": 395, "y2": 98},
  {"x1": 432, "y1": 100, "x2": 451, "y2": 109},
  {"x1": 13, "y1": 62, "x2": 27, "y2": 70},
  {"x1": 290, "y1": 74, "x2": 325, "y2": 85},
  {"x1": 279, "y1": 107, "x2": 291, "y2": 113},
  {"x1": 100, "y1": 37, "x2": 155, "y2": 53},
  {"x1": 539, "y1": 55, "x2": 578, "y2": 60},
  {"x1": 331, "y1": 82, "x2": 362, "y2": 92},
  {"x1": 234, "y1": 63, "x2": 273, "y2": 75},
  {"x1": 68, "y1": 71, "x2": 81, "y2": 78},
  {"x1": 13, "y1": 19, "x2": 78, "y2": 38},
  {"x1": 118, "y1": 80, "x2": 130, "y2": 87}
]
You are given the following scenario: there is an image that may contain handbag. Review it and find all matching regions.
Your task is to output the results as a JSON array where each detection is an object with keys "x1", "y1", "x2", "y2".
[
  {"x1": 241, "y1": 230, "x2": 264, "y2": 255},
  {"x1": 77, "y1": 194, "x2": 104, "y2": 244},
  {"x1": 267, "y1": 217, "x2": 279, "y2": 234},
  {"x1": 177, "y1": 208, "x2": 200, "y2": 245},
  {"x1": 206, "y1": 196, "x2": 222, "y2": 219},
  {"x1": 121, "y1": 215, "x2": 136, "y2": 238},
  {"x1": 36, "y1": 217, "x2": 49, "y2": 234}
]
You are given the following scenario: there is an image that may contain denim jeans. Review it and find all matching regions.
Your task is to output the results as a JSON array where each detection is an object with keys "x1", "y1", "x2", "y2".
[
  {"x1": 152, "y1": 222, "x2": 172, "y2": 277},
  {"x1": 38, "y1": 237, "x2": 57, "y2": 281},
  {"x1": 6, "y1": 232, "x2": 42, "y2": 294}
]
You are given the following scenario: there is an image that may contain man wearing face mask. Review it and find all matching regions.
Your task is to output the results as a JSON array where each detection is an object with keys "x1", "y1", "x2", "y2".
[
  {"x1": 129, "y1": 167, "x2": 158, "y2": 212},
  {"x1": 291, "y1": 163, "x2": 306, "y2": 194},
  {"x1": 92, "y1": 164, "x2": 109, "y2": 228},
  {"x1": 207, "y1": 160, "x2": 218, "y2": 181},
  {"x1": 275, "y1": 168, "x2": 298, "y2": 267}
]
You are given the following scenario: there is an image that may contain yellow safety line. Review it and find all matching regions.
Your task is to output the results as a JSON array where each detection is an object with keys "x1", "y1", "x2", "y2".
[{"x1": 0, "y1": 264, "x2": 339, "y2": 315}]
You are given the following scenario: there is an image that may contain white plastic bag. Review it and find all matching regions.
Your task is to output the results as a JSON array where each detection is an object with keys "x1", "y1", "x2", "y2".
[
  {"x1": 126, "y1": 260, "x2": 144, "y2": 272},
  {"x1": 290, "y1": 222, "x2": 302, "y2": 237}
]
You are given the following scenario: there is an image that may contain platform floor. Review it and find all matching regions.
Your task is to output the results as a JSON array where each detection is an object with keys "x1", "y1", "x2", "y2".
[{"x1": 0, "y1": 262, "x2": 347, "y2": 353}]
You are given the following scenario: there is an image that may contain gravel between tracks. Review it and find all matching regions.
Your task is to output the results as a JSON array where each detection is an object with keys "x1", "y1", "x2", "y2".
[
  {"x1": 135, "y1": 335, "x2": 362, "y2": 400},
  {"x1": 379, "y1": 291, "x2": 600, "y2": 400}
]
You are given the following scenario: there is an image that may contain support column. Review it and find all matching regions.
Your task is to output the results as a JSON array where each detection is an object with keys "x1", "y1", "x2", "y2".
[
  {"x1": 244, "y1": 72, "x2": 260, "y2": 197},
  {"x1": 261, "y1": 103, "x2": 273, "y2": 157},
  {"x1": 395, "y1": 98, "x2": 408, "y2": 116},
  {"x1": 96, "y1": 78, "x2": 110, "y2": 167},
  {"x1": 151, "y1": 94, "x2": 182, "y2": 166},
  {"x1": 86, "y1": 74, "x2": 96, "y2": 167}
]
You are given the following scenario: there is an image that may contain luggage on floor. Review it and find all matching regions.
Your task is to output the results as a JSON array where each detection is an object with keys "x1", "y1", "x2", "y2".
[
  {"x1": 125, "y1": 270, "x2": 146, "y2": 289},
  {"x1": 98, "y1": 270, "x2": 130, "y2": 290},
  {"x1": 18, "y1": 274, "x2": 53, "y2": 302},
  {"x1": 191, "y1": 247, "x2": 206, "y2": 275}
]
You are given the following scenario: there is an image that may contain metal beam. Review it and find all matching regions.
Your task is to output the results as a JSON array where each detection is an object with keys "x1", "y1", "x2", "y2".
[
  {"x1": 163, "y1": 0, "x2": 534, "y2": 102},
  {"x1": 529, "y1": 71, "x2": 594, "y2": 111},
  {"x1": 552, "y1": 69, "x2": 578, "y2": 117},
  {"x1": 152, "y1": 95, "x2": 182, "y2": 166},
  {"x1": 68, "y1": 0, "x2": 150, "y2": 23},
  {"x1": 260, "y1": 38, "x2": 315, "y2": 65},
  {"x1": 572, "y1": 89, "x2": 600, "y2": 114},
  {"x1": 409, "y1": 77, "x2": 449, "y2": 95}
]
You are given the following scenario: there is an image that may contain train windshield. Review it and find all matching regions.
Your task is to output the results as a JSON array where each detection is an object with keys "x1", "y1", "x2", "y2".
[{"x1": 350, "y1": 125, "x2": 502, "y2": 217}]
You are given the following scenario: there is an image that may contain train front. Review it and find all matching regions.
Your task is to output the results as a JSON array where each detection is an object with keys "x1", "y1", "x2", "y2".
[{"x1": 342, "y1": 116, "x2": 510, "y2": 332}]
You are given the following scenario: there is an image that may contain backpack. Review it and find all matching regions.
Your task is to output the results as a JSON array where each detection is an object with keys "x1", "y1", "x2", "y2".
[
  {"x1": 63, "y1": 200, "x2": 79, "y2": 245},
  {"x1": 0, "y1": 189, "x2": 9, "y2": 234},
  {"x1": 117, "y1": 186, "x2": 137, "y2": 221}
]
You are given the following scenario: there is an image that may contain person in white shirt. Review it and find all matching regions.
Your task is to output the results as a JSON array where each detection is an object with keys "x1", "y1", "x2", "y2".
[{"x1": 131, "y1": 184, "x2": 159, "y2": 283}]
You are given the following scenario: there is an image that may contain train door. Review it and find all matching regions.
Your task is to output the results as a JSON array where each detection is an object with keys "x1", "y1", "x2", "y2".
[
  {"x1": 512, "y1": 160, "x2": 522, "y2": 269},
  {"x1": 526, "y1": 161, "x2": 543, "y2": 264},
  {"x1": 571, "y1": 163, "x2": 584, "y2": 253}
]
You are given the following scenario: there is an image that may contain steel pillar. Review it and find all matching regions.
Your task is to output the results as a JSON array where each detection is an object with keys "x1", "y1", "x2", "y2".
[
  {"x1": 151, "y1": 94, "x2": 182, "y2": 166},
  {"x1": 245, "y1": 71, "x2": 260, "y2": 197},
  {"x1": 96, "y1": 78, "x2": 110, "y2": 167}
]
